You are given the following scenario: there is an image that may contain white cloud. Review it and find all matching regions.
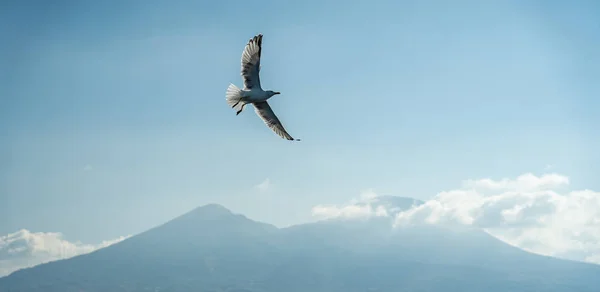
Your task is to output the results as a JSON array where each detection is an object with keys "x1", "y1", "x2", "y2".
[
  {"x1": 255, "y1": 178, "x2": 272, "y2": 193},
  {"x1": 312, "y1": 190, "x2": 386, "y2": 220},
  {"x1": 311, "y1": 190, "x2": 418, "y2": 220},
  {"x1": 0, "y1": 229, "x2": 130, "y2": 277},
  {"x1": 312, "y1": 202, "x2": 388, "y2": 220},
  {"x1": 311, "y1": 173, "x2": 600, "y2": 266}
]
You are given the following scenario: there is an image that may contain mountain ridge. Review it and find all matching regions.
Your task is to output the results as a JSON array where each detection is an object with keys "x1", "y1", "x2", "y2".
[{"x1": 1, "y1": 199, "x2": 599, "y2": 292}]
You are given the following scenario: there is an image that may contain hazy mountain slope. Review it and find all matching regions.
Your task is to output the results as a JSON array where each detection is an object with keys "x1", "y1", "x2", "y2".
[{"x1": 1, "y1": 201, "x2": 599, "y2": 292}]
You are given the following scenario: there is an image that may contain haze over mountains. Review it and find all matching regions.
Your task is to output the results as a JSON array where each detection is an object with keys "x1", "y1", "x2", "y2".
[{"x1": 1, "y1": 197, "x2": 599, "y2": 292}]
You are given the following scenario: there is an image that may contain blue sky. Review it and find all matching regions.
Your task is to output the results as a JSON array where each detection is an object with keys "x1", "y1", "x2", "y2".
[{"x1": 1, "y1": 0, "x2": 599, "y2": 243}]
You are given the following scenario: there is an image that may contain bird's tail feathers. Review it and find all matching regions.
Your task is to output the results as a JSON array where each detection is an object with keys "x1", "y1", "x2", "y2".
[{"x1": 226, "y1": 84, "x2": 245, "y2": 112}]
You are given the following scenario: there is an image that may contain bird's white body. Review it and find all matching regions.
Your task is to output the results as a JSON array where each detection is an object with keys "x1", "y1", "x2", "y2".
[
  {"x1": 225, "y1": 34, "x2": 299, "y2": 141},
  {"x1": 226, "y1": 84, "x2": 277, "y2": 109},
  {"x1": 241, "y1": 88, "x2": 272, "y2": 103}
]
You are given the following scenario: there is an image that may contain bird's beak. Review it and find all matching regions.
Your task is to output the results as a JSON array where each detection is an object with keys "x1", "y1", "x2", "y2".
[{"x1": 274, "y1": 92, "x2": 281, "y2": 95}]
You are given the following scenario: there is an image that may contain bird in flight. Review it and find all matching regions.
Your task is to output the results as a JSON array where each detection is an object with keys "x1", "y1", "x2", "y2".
[{"x1": 226, "y1": 34, "x2": 300, "y2": 141}]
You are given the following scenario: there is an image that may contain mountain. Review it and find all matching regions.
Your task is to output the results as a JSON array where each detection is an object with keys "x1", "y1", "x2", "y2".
[{"x1": 1, "y1": 199, "x2": 599, "y2": 292}]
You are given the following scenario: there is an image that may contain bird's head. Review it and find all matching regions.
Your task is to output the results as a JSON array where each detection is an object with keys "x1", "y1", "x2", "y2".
[{"x1": 267, "y1": 90, "x2": 281, "y2": 97}]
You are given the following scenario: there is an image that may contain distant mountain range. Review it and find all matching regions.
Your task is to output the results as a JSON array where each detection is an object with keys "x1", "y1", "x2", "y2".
[{"x1": 1, "y1": 197, "x2": 599, "y2": 292}]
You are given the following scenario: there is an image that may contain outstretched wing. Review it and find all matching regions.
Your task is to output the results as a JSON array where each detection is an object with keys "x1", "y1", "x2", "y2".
[
  {"x1": 240, "y1": 34, "x2": 262, "y2": 90},
  {"x1": 253, "y1": 101, "x2": 298, "y2": 141}
]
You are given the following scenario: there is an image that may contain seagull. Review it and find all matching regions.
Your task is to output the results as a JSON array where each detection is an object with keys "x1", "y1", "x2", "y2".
[{"x1": 225, "y1": 34, "x2": 300, "y2": 141}]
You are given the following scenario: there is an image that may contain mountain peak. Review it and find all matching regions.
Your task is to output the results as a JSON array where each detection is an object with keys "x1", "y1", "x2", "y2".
[
  {"x1": 371, "y1": 195, "x2": 424, "y2": 207},
  {"x1": 352, "y1": 195, "x2": 424, "y2": 216},
  {"x1": 167, "y1": 203, "x2": 237, "y2": 224},
  {"x1": 191, "y1": 203, "x2": 232, "y2": 215}
]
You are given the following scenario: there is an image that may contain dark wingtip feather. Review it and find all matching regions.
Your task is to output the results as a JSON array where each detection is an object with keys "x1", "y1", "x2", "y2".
[{"x1": 256, "y1": 34, "x2": 262, "y2": 48}]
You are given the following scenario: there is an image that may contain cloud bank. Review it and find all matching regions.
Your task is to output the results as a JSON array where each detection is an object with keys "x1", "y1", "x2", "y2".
[
  {"x1": 312, "y1": 190, "x2": 422, "y2": 220},
  {"x1": 0, "y1": 229, "x2": 130, "y2": 277},
  {"x1": 311, "y1": 173, "x2": 600, "y2": 265}
]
